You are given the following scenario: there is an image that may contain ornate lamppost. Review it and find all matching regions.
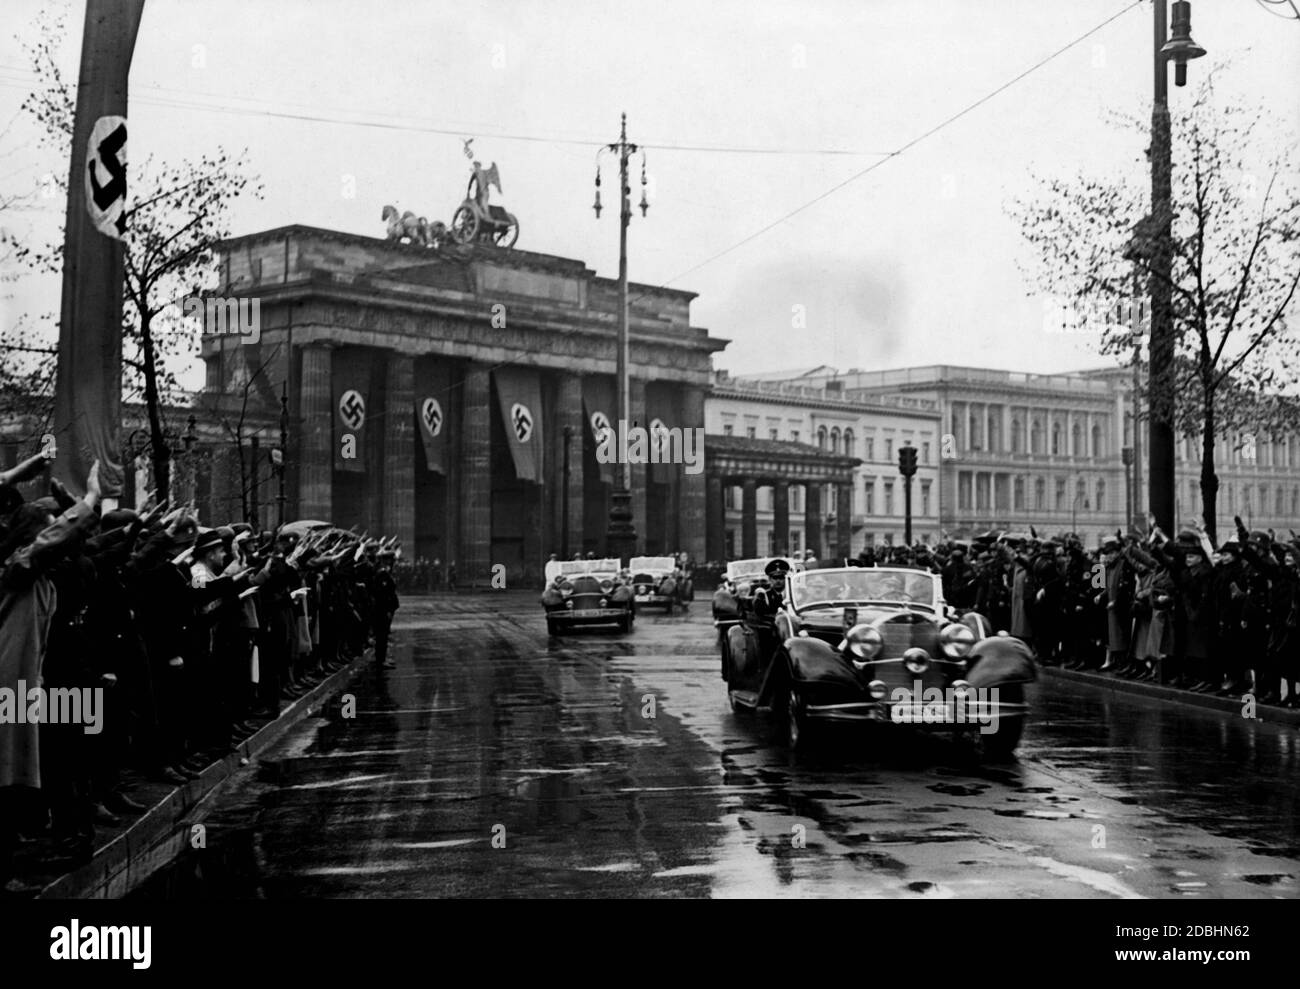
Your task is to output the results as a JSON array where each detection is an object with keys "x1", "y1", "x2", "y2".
[{"x1": 594, "y1": 113, "x2": 649, "y2": 561}]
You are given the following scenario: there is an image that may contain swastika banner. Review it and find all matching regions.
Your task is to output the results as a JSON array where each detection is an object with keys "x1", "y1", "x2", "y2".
[
  {"x1": 51, "y1": 0, "x2": 146, "y2": 500},
  {"x1": 416, "y1": 362, "x2": 450, "y2": 474},
  {"x1": 493, "y1": 367, "x2": 543, "y2": 483},
  {"x1": 332, "y1": 350, "x2": 372, "y2": 473}
]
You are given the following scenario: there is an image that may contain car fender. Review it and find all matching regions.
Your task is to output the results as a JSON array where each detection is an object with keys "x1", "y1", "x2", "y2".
[
  {"x1": 783, "y1": 635, "x2": 857, "y2": 689},
  {"x1": 965, "y1": 635, "x2": 1038, "y2": 688},
  {"x1": 712, "y1": 588, "x2": 739, "y2": 622},
  {"x1": 541, "y1": 588, "x2": 565, "y2": 608}
]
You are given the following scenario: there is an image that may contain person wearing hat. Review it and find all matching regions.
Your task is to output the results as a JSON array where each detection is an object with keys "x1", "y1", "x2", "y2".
[
  {"x1": 1211, "y1": 537, "x2": 1250, "y2": 696},
  {"x1": 369, "y1": 547, "x2": 400, "y2": 669},
  {"x1": 941, "y1": 547, "x2": 977, "y2": 611},
  {"x1": 1027, "y1": 539, "x2": 1064, "y2": 665},
  {"x1": 1233, "y1": 518, "x2": 1290, "y2": 705},
  {"x1": 1172, "y1": 526, "x2": 1217, "y2": 692},
  {"x1": 753, "y1": 557, "x2": 790, "y2": 617}
]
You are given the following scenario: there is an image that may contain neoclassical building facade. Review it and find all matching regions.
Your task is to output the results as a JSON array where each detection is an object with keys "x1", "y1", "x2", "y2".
[{"x1": 199, "y1": 226, "x2": 725, "y2": 583}]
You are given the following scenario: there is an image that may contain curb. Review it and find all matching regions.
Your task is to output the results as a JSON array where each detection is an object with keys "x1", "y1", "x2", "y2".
[
  {"x1": 35, "y1": 653, "x2": 370, "y2": 899},
  {"x1": 1041, "y1": 666, "x2": 1300, "y2": 727}
]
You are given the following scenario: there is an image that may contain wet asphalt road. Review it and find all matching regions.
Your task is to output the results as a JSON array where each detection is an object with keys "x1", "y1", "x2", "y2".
[{"x1": 141, "y1": 592, "x2": 1300, "y2": 899}]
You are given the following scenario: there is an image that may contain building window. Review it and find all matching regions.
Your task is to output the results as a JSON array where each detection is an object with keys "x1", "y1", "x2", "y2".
[
  {"x1": 864, "y1": 480, "x2": 874, "y2": 515},
  {"x1": 1014, "y1": 476, "x2": 1025, "y2": 511},
  {"x1": 1055, "y1": 477, "x2": 1066, "y2": 509},
  {"x1": 843, "y1": 429, "x2": 854, "y2": 456},
  {"x1": 958, "y1": 472, "x2": 972, "y2": 511},
  {"x1": 1052, "y1": 422, "x2": 1062, "y2": 456},
  {"x1": 885, "y1": 438, "x2": 894, "y2": 461},
  {"x1": 1292, "y1": 487, "x2": 1299, "y2": 515},
  {"x1": 865, "y1": 437, "x2": 875, "y2": 461},
  {"x1": 1092, "y1": 423, "x2": 1102, "y2": 458},
  {"x1": 723, "y1": 423, "x2": 734, "y2": 436},
  {"x1": 790, "y1": 530, "x2": 802, "y2": 554},
  {"x1": 790, "y1": 430, "x2": 800, "y2": 443},
  {"x1": 768, "y1": 531, "x2": 777, "y2": 555},
  {"x1": 921, "y1": 441, "x2": 930, "y2": 464},
  {"x1": 1277, "y1": 486, "x2": 1285, "y2": 515},
  {"x1": 746, "y1": 426, "x2": 756, "y2": 439},
  {"x1": 921, "y1": 480, "x2": 931, "y2": 517},
  {"x1": 884, "y1": 481, "x2": 894, "y2": 516},
  {"x1": 1072, "y1": 422, "x2": 1082, "y2": 457},
  {"x1": 724, "y1": 486, "x2": 735, "y2": 510},
  {"x1": 769, "y1": 428, "x2": 778, "y2": 441},
  {"x1": 817, "y1": 426, "x2": 827, "y2": 449},
  {"x1": 791, "y1": 486, "x2": 802, "y2": 513},
  {"x1": 1011, "y1": 418, "x2": 1023, "y2": 453},
  {"x1": 725, "y1": 530, "x2": 735, "y2": 558},
  {"x1": 1035, "y1": 477, "x2": 1046, "y2": 510},
  {"x1": 1096, "y1": 478, "x2": 1106, "y2": 512}
]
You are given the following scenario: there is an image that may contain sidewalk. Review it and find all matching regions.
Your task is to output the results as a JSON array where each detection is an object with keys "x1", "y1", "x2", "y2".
[
  {"x1": 21, "y1": 653, "x2": 370, "y2": 899},
  {"x1": 1041, "y1": 665, "x2": 1300, "y2": 728}
]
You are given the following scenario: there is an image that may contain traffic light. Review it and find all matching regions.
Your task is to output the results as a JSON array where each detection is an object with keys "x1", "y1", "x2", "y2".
[{"x1": 898, "y1": 443, "x2": 918, "y2": 478}]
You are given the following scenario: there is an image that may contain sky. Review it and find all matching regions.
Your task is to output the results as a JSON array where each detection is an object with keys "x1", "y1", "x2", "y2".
[{"x1": 1, "y1": 0, "x2": 1298, "y2": 389}]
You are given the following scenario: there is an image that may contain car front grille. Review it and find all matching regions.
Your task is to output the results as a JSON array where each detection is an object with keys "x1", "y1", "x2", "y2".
[{"x1": 872, "y1": 617, "x2": 946, "y2": 695}]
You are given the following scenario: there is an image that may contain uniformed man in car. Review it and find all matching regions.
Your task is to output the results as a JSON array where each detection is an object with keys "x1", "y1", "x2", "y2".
[{"x1": 753, "y1": 558, "x2": 791, "y2": 617}]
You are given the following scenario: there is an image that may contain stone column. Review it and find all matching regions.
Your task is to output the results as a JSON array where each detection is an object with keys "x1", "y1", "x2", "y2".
[
  {"x1": 557, "y1": 374, "x2": 585, "y2": 557},
  {"x1": 741, "y1": 478, "x2": 758, "y2": 558},
  {"x1": 836, "y1": 482, "x2": 853, "y2": 557},
  {"x1": 459, "y1": 364, "x2": 491, "y2": 587},
  {"x1": 382, "y1": 352, "x2": 416, "y2": 549},
  {"x1": 772, "y1": 480, "x2": 790, "y2": 556},
  {"x1": 805, "y1": 483, "x2": 822, "y2": 558},
  {"x1": 680, "y1": 385, "x2": 707, "y2": 563},
  {"x1": 298, "y1": 343, "x2": 333, "y2": 519},
  {"x1": 706, "y1": 474, "x2": 725, "y2": 563}
]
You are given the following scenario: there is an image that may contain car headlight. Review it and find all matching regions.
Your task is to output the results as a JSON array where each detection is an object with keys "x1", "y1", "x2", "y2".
[
  {"x1": 903, "y1": 647, "x2": 930, "y2": 674},
  {"x1": 868, "y1": 679, "x2": 888, "y2": 700},
  {"x1": 940, "y1": 623, "x2": 976, "y2": 657},
  {"x1": 840, "y1": 624, "x2": 883, "y2": 661}
]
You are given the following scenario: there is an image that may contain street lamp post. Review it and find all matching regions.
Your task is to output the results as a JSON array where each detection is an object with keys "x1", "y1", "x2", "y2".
[
  {"x1": 276, "y1": 381, "x2": 289, "y2": 529},
  {"x1": 594, "y1": 113, "x2": 649, "y2": 562},
  {"x1": 1147, "y1": 1, "x2": 1206, "y2": 533},
  {"x1": 1122, "y1": 445, "x2": 1134, "y2": 533}
]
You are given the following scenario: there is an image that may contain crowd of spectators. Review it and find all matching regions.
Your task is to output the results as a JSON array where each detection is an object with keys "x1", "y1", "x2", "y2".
[{"x1": 0, "y1": 452, "x2": 400, "y2": 895}]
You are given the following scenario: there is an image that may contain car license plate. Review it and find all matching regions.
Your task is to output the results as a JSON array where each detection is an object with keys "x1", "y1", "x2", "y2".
[{"x1": 895, "y1": 702, "x2": 955, "y2": 722}]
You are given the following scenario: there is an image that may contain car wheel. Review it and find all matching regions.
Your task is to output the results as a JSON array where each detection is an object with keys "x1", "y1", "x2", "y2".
[{"x1": 786, "y1": 688, "x2": 814, "y2": 751}]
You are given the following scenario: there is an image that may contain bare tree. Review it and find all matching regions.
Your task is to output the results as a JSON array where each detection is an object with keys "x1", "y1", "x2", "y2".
[
  {"x1": 2, "y1": 4, "x2": 263, "y2": 498},
  {"x1": 1010, "y1": 79, "x2": 1300, "y2": 542}
]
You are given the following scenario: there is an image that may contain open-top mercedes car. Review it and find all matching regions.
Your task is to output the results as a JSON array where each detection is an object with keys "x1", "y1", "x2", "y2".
[
  {"x1": 628, "y1": 556, "x2": 690, "y2": 612},
  {"x1": 720, "y1": 566, "x2": 1034, "y2": 757},
  {"x1": 541, "y1": 559, "x2": 634, "y2": 634}
]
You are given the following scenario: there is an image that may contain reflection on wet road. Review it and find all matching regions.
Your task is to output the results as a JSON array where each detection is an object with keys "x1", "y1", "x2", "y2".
[{"x1": 136, "y1": 593, "x2": 1300, "y2": 898}]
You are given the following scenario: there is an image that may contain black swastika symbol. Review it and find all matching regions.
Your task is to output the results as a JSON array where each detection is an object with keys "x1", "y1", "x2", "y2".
[
  {"x1": 88, "y1": 123, "x2": 128, "y2": 235},
  {"x1": 511, "y1": 403, "x2": 533, "y2": 442},
  {"x1": 339, "y1": 390, "x2": 366, "y2": 430},
  {"x1": 422, "y1": 398, "x2": 442, "y2": 436}
]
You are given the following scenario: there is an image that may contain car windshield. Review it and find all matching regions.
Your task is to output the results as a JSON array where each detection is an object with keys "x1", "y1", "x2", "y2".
[
  {"x1": 727, "y1": 559, "x2": 771, "y2": 580},
  {"x1": 788, "y1": 569, "x2": 937, "y2": 611}
]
